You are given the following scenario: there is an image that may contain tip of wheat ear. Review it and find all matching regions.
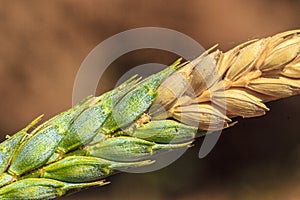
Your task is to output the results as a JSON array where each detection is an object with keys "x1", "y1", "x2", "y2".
[
  {"x1": 160, "y1": 29, "x2": 300, "y2": 129},
  {"x1": 0, "y1": 30, "x2": 299, "y2": 199}
]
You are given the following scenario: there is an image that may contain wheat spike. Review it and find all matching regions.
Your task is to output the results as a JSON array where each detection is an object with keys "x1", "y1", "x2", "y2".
[{"x1": 0, "y1": 30, "x2": 299, "y2": 199}]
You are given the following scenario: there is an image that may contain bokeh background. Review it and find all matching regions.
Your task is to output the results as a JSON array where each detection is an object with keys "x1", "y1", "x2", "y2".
[{"x1": 0, "y1": 0, "x2": 300, "y2": 199}]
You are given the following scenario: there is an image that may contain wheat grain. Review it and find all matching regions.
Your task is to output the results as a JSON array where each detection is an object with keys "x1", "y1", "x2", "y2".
[{"x1": 0, "y1": 30, "x2": 299, "y2": 199}]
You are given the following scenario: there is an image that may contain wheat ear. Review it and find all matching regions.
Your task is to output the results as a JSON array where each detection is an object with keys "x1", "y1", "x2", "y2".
[{"x1": 0, "y1": 30, "x2": 299, "y2": 199}]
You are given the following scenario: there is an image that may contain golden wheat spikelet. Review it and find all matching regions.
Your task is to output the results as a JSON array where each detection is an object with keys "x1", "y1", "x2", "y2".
[{"x1": 165, "y1": 30, "x2": 300, "y2": 129}]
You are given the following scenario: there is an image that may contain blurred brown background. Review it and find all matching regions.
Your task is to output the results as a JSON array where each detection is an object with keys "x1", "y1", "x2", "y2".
[{"x1": 0, "y1": 0, "x2": 299, "y2": 199}]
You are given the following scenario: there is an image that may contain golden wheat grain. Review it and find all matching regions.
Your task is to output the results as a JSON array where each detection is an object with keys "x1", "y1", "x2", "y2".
[{"x1": 167, "y1": 30, "x2": 300, "y2": 129}]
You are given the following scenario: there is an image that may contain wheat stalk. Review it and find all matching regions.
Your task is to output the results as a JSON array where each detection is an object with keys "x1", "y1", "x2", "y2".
[{"x1": 0, "y1": 30, "x2": 299, "y2": 199}]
